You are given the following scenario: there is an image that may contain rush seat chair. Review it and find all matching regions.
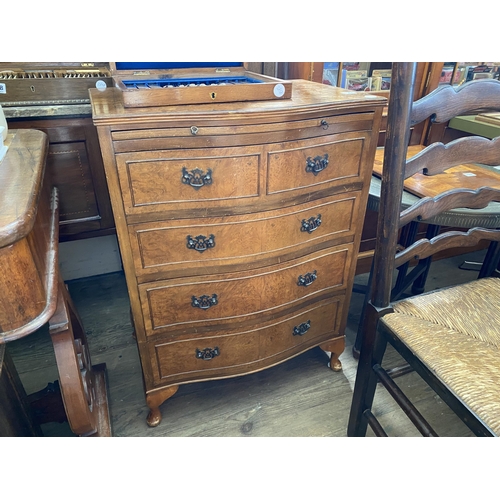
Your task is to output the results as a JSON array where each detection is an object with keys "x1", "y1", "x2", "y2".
[{"x1": 347, "y1": 62, "x2": 500, "y2": 437}]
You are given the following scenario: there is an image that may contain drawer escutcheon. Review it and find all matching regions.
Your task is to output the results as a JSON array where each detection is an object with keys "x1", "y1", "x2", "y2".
[
  {"x1": 305, "y1": 153, "x2": 329, "y2": 176},
  {"x1": 181, "y1": 166, "x2": 213, "y2": 190},
  {"x1": 195, "y1": 347, "x2": 220, "y2": 360},
  {"x1": 186, "y1": 234, "x2": 216, "y2": 252},
  {"x1": 191, "y1": 293, "x2": 218, "y2": 310},
  {"x1": 293, "y1": 320, "x2": 311, "y2": 336}
]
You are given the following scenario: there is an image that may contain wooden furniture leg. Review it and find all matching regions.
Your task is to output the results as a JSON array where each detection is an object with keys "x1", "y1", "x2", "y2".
[
  {"x1": 49, "y1": 277, "x2": 112, "y2": 436},
  {"x1": 145, "y1": 385, "x2": 179, "y2": 427},
  {"x1": 0, "y1": 345, "x2": 43, "y2": 437},
  {"x1": 320, "y1": 337, "x2": 345, "y2": 372}
]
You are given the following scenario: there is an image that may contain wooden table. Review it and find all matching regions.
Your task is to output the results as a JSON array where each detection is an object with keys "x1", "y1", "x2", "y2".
[{"x1": 0, "y1": 129, "x2": 111, "y2": 436}]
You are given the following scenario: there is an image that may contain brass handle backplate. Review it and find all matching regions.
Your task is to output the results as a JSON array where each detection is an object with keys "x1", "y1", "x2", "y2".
[
  {"x1": 305, "y1": 154, "x2": 329, "y2": 176},
  {"x1": 293, "y1": 320, "x2": 311, "y2": 336},
  {"x1": 186, "y1": 234, "x2": 215, "y2": 253},
  {"x1": 196, "y1": 347, "x2": 220, "y2": 360},
  {"x1": 300, "y1": 214, "x2": 322, "y2": 234},
  {"x1": 181, "y1": 166, "x2": 212, "y2": 190},
  {"x1": 191, "y1": 294, "x2": 218, "y2": 310},
  {"x1": 297, "y1": 271, "x2": 317, "y2": 287}
]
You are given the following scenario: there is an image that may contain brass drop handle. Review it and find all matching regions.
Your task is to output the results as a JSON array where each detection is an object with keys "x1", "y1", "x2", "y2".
[
  {"x1": 305, "y1": 154, "x2": 329, "y2": 176},
  {"x1": 320, "y1": 119, "x2": 329, "y2": 130},
  {"x1": 297, "y1": 270, "x2": 317, "y2": 287},
  {"x1": 191, "y1": 294, "x2": 218, "y2": 310},
  {"x1": 186, "y1": 234, "x2": 215, "y2": 253},
  {"x1": 181, "y1": 166, "x2": 213, "y2": 190},
  {"x1": 195, "y1": 347, "x2": 220, "y2": 360},
  {"x1": 293, "y1": 320, "x2": 311, "y2": 336},
  {"x1": 300, "y1": 214, "x2": 322, "y2": 234},
  {"x1": 190, "y1": 126, "x2": 199, "y2": 135}
]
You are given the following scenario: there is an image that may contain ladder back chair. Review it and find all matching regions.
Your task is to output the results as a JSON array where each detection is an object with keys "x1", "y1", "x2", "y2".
[{"x1": 348, "y1": 62, "x2": 500, "y2": 437}]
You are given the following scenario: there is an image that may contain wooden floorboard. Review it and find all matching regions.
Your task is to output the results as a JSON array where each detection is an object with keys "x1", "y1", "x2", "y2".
[{"x1": 7, "y1": 250, "x2": 487, "y2": 437}]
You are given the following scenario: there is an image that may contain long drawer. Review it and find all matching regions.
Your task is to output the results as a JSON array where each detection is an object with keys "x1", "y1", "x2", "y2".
[
  {"x1": 115, "y1": 131, "x2": 368, "y2": 220},
  {"x1": 148, "y1": 297, "x2": 343, "y2": 386},
  {"x1": 138, "y1": 246, "x2": 352, "y2": 337},
  {"x1": 111, "y1": 112, "x2": 376, "y2": 152},
  {"x1": 129, "y1": 193, "x2": 361, "y2": 280}
]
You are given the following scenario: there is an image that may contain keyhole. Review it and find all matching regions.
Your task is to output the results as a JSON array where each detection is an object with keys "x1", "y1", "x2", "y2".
[
  {"x1": 210, "y1": 92, "x2": 216, "y2": 100},
  {"x1": 30, "y1": 85, "x2": 36, "y2": 92}
]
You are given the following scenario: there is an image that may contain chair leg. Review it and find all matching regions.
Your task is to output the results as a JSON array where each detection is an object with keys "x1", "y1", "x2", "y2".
[
  {"x1": 478, "y1": 240, "x2": 500, "y2": 278},
  {"x1": 354, "y1": 222, "x2": 419, "y2": 358},
  {"x1": 353, "y1": 260, "x2": 374, "y2": 358},
  {"x1": 347, "y1": 302, "x2": 388, "y2": 436}
]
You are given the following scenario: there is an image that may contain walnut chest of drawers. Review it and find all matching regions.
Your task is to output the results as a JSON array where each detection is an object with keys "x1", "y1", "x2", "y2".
[{"x1": 90, "y1": 81, "x2": 385, "y2": 427}]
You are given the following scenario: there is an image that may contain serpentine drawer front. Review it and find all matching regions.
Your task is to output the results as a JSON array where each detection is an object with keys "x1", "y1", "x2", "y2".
[
  {"x1": 149, "y1": 297, "x2": 343, "y2": 386},
  {"x1": 90, "y1": 81, "x2": 385, "y2": 427},
  {"x1": 128, "y1": 193, "x2": 361, "y2": 280},
  {"x1": 139, "y1": 246, "x2": 351, "y2": 336}
]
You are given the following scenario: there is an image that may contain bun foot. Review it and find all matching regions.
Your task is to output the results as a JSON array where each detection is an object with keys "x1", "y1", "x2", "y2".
[
  {"x1": 330, "y1": 358, "x2": 342, "y2": 372},
  {"x1": 320, "y1": 337, "x2": 345, "y2": 373},
  {"x1": 146, "y1": 408, "x2": 162, "y2": 427}
]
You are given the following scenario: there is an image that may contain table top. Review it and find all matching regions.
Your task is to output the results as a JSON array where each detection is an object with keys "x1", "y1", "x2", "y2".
[
  {"x1": 0, "y1": 129, "x2": 48, "y2": 248},
  {"x1": 90, "y1": 80, "x2": 387, "y2": 126},
  {"x1": 373, "y1": 145, "x2": 500, "y2": 198}
]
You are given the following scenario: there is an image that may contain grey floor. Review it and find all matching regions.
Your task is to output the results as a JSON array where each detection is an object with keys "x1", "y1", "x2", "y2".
[{"x1": 8, "y1": 250, "x2": 487, "y2": 437}]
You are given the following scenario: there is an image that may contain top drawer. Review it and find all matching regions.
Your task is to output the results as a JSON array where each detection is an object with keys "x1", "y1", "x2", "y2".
[
  {"x1": 111, "y1": 112, "x2": 376, "y2": 152},
  {"x1": 115, "y1": 130, "x2": 372, "y2": 220},
  {"x1": 116, "y1": 145, "x2": 263, "y2": 219}
]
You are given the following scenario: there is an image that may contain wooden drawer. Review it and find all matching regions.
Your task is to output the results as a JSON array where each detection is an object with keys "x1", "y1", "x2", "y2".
[
  {"x1": 111, "y1": 112, "x2": 377, "y2": 152},
  {"x1": 129, "y1": 193, "x2": 361, "y2": 280},
  {"x1": 139, "y1": 246, "x2": 351, "y2": 337},
  {"x1": 267, "y1": 133, "x2": 366, "y2": 196},
  {"x1": 116, "y1": 146, "x2": 261, "y2": 217},
  {"x1": 151, "y1": 327, "x2": 260, "y2": 384},
  {"x1": 149, "y1": 297, "x2": 342, "y2": 386},
  {"x1": 115, "y1": 131, "x2": 371, "y2": 221}
]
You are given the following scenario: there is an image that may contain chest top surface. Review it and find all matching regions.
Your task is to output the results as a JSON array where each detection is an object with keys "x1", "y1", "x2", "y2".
[
  {"x1": 90, "y1": 80, "x2": 386, "y2": 127},
  {"x1": 0, "y1": 129, "x2": 48, "y2": 248}
]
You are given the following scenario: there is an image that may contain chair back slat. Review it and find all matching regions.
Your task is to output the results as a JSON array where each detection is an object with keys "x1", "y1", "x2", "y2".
[
  {"x1": 411, "y1": 79, "x2": 500, "y2": 125},
  {"x1": 394, "y1": 227, "x2": 500, "y2": 268},
  {"x1": 399, "y1": 186, "x2": 500, "y2": 228},
  {"x1": 371, "y1": 63, "x2": 500, "y2": 310},
  {"x1": 405, "y1": 136, "x2": 500, "y2": 179}
]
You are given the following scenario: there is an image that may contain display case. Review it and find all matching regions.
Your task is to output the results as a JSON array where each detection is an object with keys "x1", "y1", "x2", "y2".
[{"x1": 109, "y1": 62, "x2": 293, "y2": 108}]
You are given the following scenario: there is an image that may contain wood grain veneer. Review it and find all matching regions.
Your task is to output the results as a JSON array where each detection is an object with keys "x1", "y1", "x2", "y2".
[{"x1": 90, "y1": 79, "x2": 385, "y2": 427}]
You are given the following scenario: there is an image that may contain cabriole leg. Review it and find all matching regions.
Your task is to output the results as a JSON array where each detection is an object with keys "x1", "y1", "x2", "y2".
[{"x1": 145, "y1": 385, "x2": 179, "y2": 427}]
